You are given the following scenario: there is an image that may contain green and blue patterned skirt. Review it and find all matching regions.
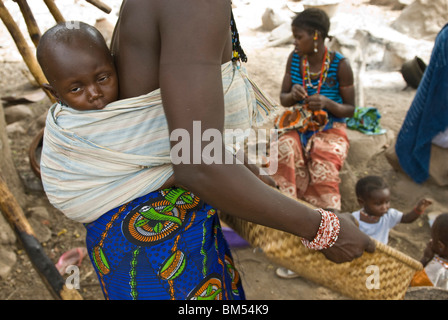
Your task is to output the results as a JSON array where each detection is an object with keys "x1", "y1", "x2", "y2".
[{"x1": 85, "y1": 187, "x2": 245, "y2": 300}]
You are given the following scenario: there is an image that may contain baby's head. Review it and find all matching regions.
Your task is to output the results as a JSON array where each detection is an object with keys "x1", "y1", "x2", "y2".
[
  {"x1": 355, "y1": 175, "x2": 391, "y2": 218},
  {"x1": 430, "y1": 213, "x2": 448, "y2": 259},
  {"x1": 37, "y1": 21, "x2": 118, "y2": 111}
]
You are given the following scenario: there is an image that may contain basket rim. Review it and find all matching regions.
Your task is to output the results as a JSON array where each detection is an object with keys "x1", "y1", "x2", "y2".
[{"x1": 373, "y1": 239, "x2": 423, "y2": 271}]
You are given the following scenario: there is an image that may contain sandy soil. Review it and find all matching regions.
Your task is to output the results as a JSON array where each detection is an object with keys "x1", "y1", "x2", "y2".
[{"x1": 0, "y1": 0, "x2": 447, "y2": 300}]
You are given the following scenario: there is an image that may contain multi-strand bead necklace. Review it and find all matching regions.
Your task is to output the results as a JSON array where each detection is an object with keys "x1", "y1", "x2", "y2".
[{"x1": 302, "y1": 47, "x2": 331, "y2": 94}]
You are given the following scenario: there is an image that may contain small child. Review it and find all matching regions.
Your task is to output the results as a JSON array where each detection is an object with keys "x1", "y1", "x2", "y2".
[
  {"x1": 410, "y1": 212, "x2": 448, "y2": 290},
  {"x1": 352, "y1": 175, "x2": 432, "y2": 244},
  {"x1": 36, "y1": 21, "x2": 118, "y2": 111}
]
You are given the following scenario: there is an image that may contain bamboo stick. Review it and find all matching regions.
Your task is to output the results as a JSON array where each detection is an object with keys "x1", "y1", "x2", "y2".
[
  {"x1": 0, "y1": 176, "x2": 83, "y2": 300},
  {"x1": 85, "y1": 0, "x2": 111, "y2": 14},
  {"x1": 43, "y1": 0, "x2": 64, "y2": 23},
  {"x1": 0, "y1": 0, "x2": 55, "y2": 102},
  {"x1": 13, "y1": 0, "x2": 41, "y2": 47}
]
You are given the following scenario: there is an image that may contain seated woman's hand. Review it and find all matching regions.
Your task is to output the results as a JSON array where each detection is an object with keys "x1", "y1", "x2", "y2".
[
  {"x1": 291, "y1": 84, "x2": 307, "y2": 102},
  {"x1": 306, "y1": 94, "x2": 328, "y2": 111}
]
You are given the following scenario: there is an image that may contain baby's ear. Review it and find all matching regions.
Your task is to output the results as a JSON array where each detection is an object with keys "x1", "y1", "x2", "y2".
[
  {"x1": 42, "y1": 83, "x2": 60, "y2": 101},
  {"x1": 357, "y1": 197, "x2": 364, "y2": 207},
  {"x1": 436, "y1": 240, "x2": 447, "y2": 255}
]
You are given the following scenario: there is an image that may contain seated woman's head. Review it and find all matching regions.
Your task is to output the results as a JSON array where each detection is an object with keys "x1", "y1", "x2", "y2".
[
  {"x1": 37, "y1": 21, "x2": 118, "y2": 111},
  {"x1": 291, "y1": 8, "x2": 330, "y2": 56}
]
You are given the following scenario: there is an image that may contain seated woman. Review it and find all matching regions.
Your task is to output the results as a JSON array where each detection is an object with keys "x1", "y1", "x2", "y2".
[{"x1": 273, "y1": 8, "x2": 355, "y2": 213}]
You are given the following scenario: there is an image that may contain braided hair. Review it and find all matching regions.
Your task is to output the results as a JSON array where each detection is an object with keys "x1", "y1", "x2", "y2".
[
  {"x1": 230, "y1": 10, "x2": 247, "y2": 62},
  {"x1": 292, "y1": 8, "x2": 331, "y2": 39}
]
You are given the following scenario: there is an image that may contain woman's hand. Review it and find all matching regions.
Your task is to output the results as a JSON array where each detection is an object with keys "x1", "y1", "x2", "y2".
[
  {"x1": 321, "y1": 213, "x2": 376, "y2": 263},
  {"x1": 291, "y1": 84, "x2": 307, "y2": 102},
  {"x1": 306, "y1": 94, "x2": 328, "y2": 111}
]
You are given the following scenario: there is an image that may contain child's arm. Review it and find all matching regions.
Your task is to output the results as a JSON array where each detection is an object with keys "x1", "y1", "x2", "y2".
[{"x1": 401, "y1": 198, "x2": 433, "y2": 223}]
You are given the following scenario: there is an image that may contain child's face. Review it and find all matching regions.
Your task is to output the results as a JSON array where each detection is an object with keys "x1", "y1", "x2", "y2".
[
  {"x1": 45, "y1": 44, "x2": 118, "y2": 111},
  {"x1": 360, "y1": 188, "x2": 391, "y2": 218},
  {"x1": 291, "y1": 26, "x2": 314, "y2": 56}
]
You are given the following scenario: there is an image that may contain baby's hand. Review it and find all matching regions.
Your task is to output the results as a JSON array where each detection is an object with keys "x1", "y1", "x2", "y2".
[{"x1": 415, "y1": 198, "x2": 432, "y2": 213}]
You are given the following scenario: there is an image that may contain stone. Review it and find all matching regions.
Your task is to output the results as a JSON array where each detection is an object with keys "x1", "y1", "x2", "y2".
[
  {"x1": 0, "y1": 213, "x2": 16, "y2": 245},
  {"x1": 0, "y1": 246, "x2": 17, "y2": 279},
  {"x1": 405, "y1": 286, "x2": 448, "y2": 300},
  {"x1": 27, "y1": 206, "x2": 50, "y2": 220},
  {"x1": 267, "y1": 22, "x2": 294, "y2": 47},
  {"x1": 392, "y1": 0, "x2": 448, "y2": 41},
  {"x1": 6, "y1": 121, "x2": 26, "y2": 135},
  {"x1": 345, "y1": 128, "x2": 394, "y2": 170},
  {"x1": 428, "y1": 144, "x2": 448, "y2": 187},
  {"x1": 369, "y1": 0, "x2": 413, "y2": 10},
  {"x1": 261, "y1": 8, "x2": 285, "y2": 31},
  {"x1": 385, "y1": 139, "x2": 448, "y2": 187},
  {"x1": 339, "y1": 162, "x2": 359, "y2": 212},
  {"x1": 3, "y1": 104, "x2": 33, "y2": 124},
  {"x1": 28, "y1": 216, "x2": 52, "y2": 244}
]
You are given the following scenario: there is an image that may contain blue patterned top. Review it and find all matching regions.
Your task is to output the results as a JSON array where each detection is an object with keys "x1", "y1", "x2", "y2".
[{"x1": 290, "y1": 50, "x2": 346, "y2": 145}]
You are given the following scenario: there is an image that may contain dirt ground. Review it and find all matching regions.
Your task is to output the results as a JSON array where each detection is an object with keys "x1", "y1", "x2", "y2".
[{"x1": 0, "y1": 0, "x2": 447, "y2": 300}]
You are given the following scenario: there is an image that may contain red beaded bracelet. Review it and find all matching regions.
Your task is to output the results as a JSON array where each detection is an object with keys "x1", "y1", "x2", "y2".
[
  {"x1": 301, "y1": 208, "x2": 340, "y2": 250},
  {"x1": 413, "y1": 207, "x2": 424, "y2": 215}
]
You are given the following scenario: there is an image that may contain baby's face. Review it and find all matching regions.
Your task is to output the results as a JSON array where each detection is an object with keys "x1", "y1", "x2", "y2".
[
  {"x1": 47, "y1": 45, "x2": 118, "y2": 110},
  {"x1": 362, "y1": 188, "x2": 391, "y2": 218}
]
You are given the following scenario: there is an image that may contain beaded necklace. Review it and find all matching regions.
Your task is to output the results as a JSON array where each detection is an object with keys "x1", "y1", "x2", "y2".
[
  {"x1": 434, "y1": 255, "x2": 448, "y2": 269},
  {"x1": 360, "y1": 210, "x2": 381, "y2": 223},
  {"x1": 302, "y1": 47, "x2": 330, "y2": 93}
]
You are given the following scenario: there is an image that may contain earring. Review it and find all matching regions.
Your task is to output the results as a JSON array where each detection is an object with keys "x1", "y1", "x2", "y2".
[{"x1": 314, "y1": 30, "x2": 318, "y2": 53}]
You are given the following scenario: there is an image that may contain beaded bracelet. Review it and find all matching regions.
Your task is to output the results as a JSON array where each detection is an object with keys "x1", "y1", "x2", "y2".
[
  {"x1": 301, "y1": 208, "x2": 340, "y2": 250},
  {"x1": 413, "y1": 207, "x2": 424, "y2": 215}
]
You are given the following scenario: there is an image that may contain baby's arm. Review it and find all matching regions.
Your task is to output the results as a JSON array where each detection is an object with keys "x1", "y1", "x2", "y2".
[{"x1": 401, "y1": 198, "x2": 432, "y2": 223}]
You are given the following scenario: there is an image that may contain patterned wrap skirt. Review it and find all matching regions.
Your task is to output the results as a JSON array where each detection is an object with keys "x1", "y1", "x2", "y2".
[
  {"x1": 273, "y1": 122, "x2": 349, "y2": 211},
  {"x1": 85, "y1": 187, "x2": 245, "y2": 300}
]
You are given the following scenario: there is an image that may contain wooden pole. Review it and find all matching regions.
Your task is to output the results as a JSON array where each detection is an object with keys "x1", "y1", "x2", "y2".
[
  {"x1": 43, "y1": 0, "x2": 64, "y2": 23},
  {"x1": 0, "y1": 176, "x2": 83, "y2": 300},
  {"x1": 85, "y1": 0, "x2": 111, "y2": 14},
  {"x1": 13, "y1": 0, "x2": 41, "y2": 47},
  {"x1": 0, "y1": 0, "x2": 55, "y2": 102}
]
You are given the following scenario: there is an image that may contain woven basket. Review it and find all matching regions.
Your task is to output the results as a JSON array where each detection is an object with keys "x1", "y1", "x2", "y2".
[{"x1": 220, "y1": 199, "x2": 423, "y2": 300}]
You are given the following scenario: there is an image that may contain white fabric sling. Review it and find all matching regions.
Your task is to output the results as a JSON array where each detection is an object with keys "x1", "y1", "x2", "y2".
[{"x1": 41, "y1": 61, "x2": 277, "y2": 223}]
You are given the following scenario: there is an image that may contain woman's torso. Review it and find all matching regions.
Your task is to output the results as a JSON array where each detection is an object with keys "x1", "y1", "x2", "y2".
[
  {"x1": 110, "y1": 0, "x2": 233, "y2": 100},
  {"x1": 291, "y1": 50, "x2": 344, "y2": 108}
]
